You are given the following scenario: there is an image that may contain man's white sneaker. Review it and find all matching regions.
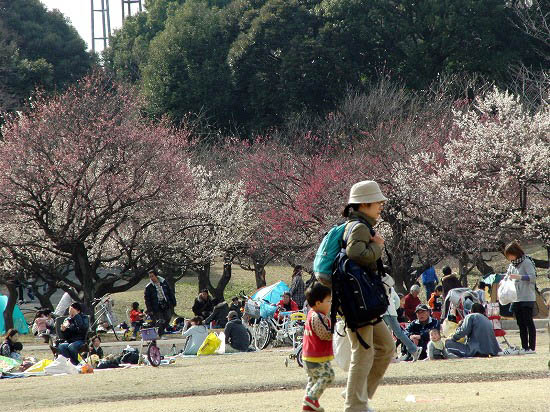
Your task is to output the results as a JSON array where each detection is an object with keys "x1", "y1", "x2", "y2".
[
  {"x1": 498, "y1": 348, "x2": 519, "y2": 356},
  {"x1": 412, "y1": 346, "x2": 423, "y2": 362},
  {"x1": 525, "y1": 349, "x2": 536, "y2": 354}
]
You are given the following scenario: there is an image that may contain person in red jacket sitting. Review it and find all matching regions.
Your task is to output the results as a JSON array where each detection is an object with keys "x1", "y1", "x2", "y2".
[
  {"x1": 275, "y1": 291, "x2": 299, "y2": 320},
  {"x1": 404, "y1": 284, "x2": 422, "y2": 321},
  {"x1": 302, "y1": 283, "x2": 334, "y2": 412}
]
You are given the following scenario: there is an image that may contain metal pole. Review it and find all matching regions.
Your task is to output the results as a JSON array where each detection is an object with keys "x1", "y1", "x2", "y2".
[
  {"x1": 121, "y1": 0, "x2": 125, "y2": 21},
  {"x1": 106, "y1": 0, "x2": 111, "y2": 40},
  {"x1": 91, "y1": 0, "x2": 95, "y2": 52},
  {"x1": 139, "y1": 0, "x2": 142, "y2": 12},
  {"x1": 100, "y1": 0, "x2": 107, "y2": 50}
]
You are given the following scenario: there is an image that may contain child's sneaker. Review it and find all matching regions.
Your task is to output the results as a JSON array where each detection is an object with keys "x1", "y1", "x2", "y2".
[{"x1": 303, "y1": 397, "x2": 324, "y2": 412}]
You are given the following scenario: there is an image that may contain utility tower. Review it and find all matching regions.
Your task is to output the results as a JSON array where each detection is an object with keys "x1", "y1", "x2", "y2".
[
  {"x1": 122, "y1": 0, "x2": 143, "y2": 21},
  {"x1": 90, "y1": 0, "x2": 112, "y2": 52}
]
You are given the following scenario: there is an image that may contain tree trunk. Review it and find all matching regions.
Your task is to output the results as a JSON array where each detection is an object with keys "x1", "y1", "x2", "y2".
[
  {"x1": 32, "y1": 283, "x2": 56, "y2": 311},
  {"x1": 475, "y1": 254, "x2": 495, "y2": 276},
  {"x1": 72, "y1": 242, "x2": 96, "y2": 318},
  {"x1": 197, "y1": 262, "x2": 211, "y2": 292},
  {"x1": 458, "y1": 254, "x2": 470, "y2": 287},
  {"x1": 212, "y1": 259, "x2": 232, "y2": 302},
  {"x1": 3, "y1": 282, "x2": 17, "y2": 331},
  {"x1": 254, "y1": 259, "x2": 266, "y2": 289}
]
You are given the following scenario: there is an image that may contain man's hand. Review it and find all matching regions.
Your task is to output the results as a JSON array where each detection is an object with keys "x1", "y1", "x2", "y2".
[
  {"x1": 410, "y1": 334, "x2": 421, "y2": 345},
  {"x1": 372, "y1": 233, "x2": 385, "y2": 245}
]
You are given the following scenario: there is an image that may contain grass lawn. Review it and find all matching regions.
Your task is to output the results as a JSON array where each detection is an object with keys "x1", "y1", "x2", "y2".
[{"x1": 2, "y1": 331, "x2": 549, "y2": 412}]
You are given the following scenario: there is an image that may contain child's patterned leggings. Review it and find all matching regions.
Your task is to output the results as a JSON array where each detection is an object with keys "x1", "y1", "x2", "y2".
[{"x1": 304, "y1": 361, "x2": 335, "y2": 400}]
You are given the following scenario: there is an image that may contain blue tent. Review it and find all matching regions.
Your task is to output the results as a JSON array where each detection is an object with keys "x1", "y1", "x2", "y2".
[
  {"x1": 0, "y1": 295, "x2": 29, "y2": 334},
  {"x1": 252, "y1": 281, "x2": 290, "y2": 319}
]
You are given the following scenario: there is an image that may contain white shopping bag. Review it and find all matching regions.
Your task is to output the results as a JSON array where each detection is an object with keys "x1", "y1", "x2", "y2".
[
  {"x1": 216, "y1": 332, "x2": 226, "y2": 354},
  {"x1": 332, "y1": 321, "x2": 351, "y2": 372},
  {"x1": 43, "y1": 355, "x2": 79, "y2": 375},
  {"x1": 498, "y1": 278, "x2": 517, "y2": 305}
]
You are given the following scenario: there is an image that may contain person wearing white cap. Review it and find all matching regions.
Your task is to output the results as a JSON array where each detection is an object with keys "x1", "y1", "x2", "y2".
[{"x1": 341, "y1": 180, "x2": 394, "y2": 412}]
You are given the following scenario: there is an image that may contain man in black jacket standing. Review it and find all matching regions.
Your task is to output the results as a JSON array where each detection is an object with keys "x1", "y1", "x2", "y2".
[{"x1": 144, "y1": 270, "x2": 177, "y2": 337}]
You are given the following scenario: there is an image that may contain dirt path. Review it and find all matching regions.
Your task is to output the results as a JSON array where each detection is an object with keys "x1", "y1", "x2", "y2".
[{"x1": 26, "y1": 379, "x2": 550, "y2": 412}]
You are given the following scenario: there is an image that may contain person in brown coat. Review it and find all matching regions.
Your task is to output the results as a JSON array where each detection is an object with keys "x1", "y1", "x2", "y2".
[{"x1": 441, "y1": 266, "x2": 462, "y2": 299}]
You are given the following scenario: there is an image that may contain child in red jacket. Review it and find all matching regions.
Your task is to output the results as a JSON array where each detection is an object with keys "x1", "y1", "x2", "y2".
[{"x1": 302, "y1": 283, "x2": 334, "y2": 412}]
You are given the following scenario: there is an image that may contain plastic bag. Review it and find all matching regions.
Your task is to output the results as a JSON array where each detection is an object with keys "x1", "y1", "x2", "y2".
[
  {"x1": 43, "y1": 355, "x2": 79, "y2": 375},
  {"x1": 498, "y1": 278, "x2": 517, "y2": 306},
  {"x1": 25, "y1": 359, "x2": 52, "y2": 373},
  {"x1": 332, "y1": 321, "x2": 351, "y2": 371},
  {"x1": 197, "y1": 332, "x2": 221, "y2": 356},
  {"x1": 216, "y1": 332, "x2": 226, "y2": 354}
]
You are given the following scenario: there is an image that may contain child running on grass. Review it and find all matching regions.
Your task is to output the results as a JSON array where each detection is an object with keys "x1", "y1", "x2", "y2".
[{"x1": 302, "y1": 283, "x2": 334, "y2": 412}]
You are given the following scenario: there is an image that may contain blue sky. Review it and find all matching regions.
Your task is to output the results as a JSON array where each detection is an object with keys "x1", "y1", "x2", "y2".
[{"x1": 40, "y1": 1, "x2": 140, "y2": 52}]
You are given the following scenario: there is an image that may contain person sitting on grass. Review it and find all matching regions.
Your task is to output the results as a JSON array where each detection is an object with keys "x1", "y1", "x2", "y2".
[
  {"x1": 32, "y1": 309, "x2": 55, "y2": 343},
  {"x1": 301, "y1": 282, "x2": 334, "y2": 412},
  {"x1": 89, "y1": 335, "x2": 104, "y2": 359},
  {"x1": 403, "y1": 304, "x2": 440, "y2": 360},
  {"x1": 57, "y1": 302, "x2": 89, "y2": 365},
  {"x1": 182, "y1": 316, "x2": 209, "y2": 355},
  {"x1": 204, "y1": 300, "x2": 230, "y2": 328},
  {"x1": 1, "y1": 329, "x2": 23, "y2": 361},
  {"x1": 404, "y1": 284, "x2": 422, "y2": 321},
  {"x1": 129, "y1": 301, "x2": 145, "y2": 339},
  {"x1": 427, "y1": 328, "x2": 456, "y2": 360},
  {"x1": 229, "y1": 297, "x2": 243, "y2": 319},
  {"x1": 445, "y1": 303, "x2": 501, "y2": 358},
  {"x1": 224, "y1": 311, "x2": 252, "y2": 352},
  {"x1": 192, "y1": 289, "x2": 214, "y2": 319}
]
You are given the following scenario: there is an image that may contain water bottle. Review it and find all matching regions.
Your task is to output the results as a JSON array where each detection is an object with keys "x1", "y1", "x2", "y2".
[{"x1": 171, "y1": 344, "x2": 177, "y2": 356}]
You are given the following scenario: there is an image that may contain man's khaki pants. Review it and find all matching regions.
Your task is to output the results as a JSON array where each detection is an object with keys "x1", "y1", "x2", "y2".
[{"x1": 344, "y1": 320, "x2": 394, "y2": 412}]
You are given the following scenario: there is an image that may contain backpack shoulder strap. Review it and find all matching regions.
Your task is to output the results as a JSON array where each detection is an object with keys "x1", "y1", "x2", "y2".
[{"x1": 343, "y1": 220, "x2": 363, "y2": 247}]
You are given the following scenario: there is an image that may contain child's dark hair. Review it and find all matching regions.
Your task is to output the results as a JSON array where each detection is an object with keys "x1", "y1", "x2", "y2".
[
  {"x1": 282, "y1": 291, "x2": 291, "y2": 297},
  {"x1": 13, "y1": 342, "x2": 23, "y2": 351},
  {"x1": 90, "y1": 334, "x2": 101, "y2": 343},
  {"x1": 190, "y1": 316, "x2": 203, "y2": 325},
  {"x1": 305, "y1": 283, "x2": 332, "y2": 307},
  {"x1": 442, "y1": 266, "x2": 452, "y2": 276},
  {"x1": 471, "y1": 303, "x2": 485, "y2": 314},
  {"x1": 435, "y1": 285, "x2": 443, "y2": 292},
  {"x1": 132, "y1": 302, "x2": 139, "y2": 310}
]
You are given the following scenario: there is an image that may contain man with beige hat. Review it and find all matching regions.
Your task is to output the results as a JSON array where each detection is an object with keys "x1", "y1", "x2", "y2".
[{"x1": 341, "y1": 180, "x2": 394, "y2": 412}]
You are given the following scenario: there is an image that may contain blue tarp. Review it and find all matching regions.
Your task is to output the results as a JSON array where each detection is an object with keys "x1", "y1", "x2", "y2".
[
  {"x1": 252, "y1": 281, "x2": 290, "y2": 319},
  {"x1": 0, "y1": 295, "x2": 29, "y2": 334}
]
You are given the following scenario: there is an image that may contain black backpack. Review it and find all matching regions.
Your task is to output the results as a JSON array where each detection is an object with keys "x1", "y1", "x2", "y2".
[{"x1": 330, "y1": 218, "x2": 390, "y2": 350}]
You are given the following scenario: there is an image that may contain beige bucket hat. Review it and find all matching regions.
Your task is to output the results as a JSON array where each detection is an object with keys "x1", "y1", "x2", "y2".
[{"x1": 348, "y1": 180, "x2": 388, "y2": 204}]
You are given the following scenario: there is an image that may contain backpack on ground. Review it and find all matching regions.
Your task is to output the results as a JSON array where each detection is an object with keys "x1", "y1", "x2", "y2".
[
  {"x1": 330, "y1": 219, "x2": 390, "y2": 350},
  {"x1": 313, "y1": 223, "x2": 347, "y2": 283}
]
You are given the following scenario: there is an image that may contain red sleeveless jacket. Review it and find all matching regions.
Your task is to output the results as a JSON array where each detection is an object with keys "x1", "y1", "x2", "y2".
[{"x1": 303, "y1": 310, "x2": 333, "y2": 363}]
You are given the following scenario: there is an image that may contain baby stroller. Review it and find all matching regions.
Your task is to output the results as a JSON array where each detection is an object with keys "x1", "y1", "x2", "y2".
[{"x1": 441, "y1": 288, "x2": 480, "y2": 322}]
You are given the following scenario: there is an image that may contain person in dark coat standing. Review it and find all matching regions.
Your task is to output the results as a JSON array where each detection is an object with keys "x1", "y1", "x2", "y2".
[
  {"x1": 144, "y1": 270, "x2": 177, "y2": 337},
  {"x1": 289, "y1": 265, "x2": 306, "y2": 309}
]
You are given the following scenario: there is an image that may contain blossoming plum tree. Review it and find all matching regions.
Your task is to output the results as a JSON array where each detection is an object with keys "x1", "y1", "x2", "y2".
[{"x1": 0, "y1": 72, "x2": 196, "y2": 314}]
